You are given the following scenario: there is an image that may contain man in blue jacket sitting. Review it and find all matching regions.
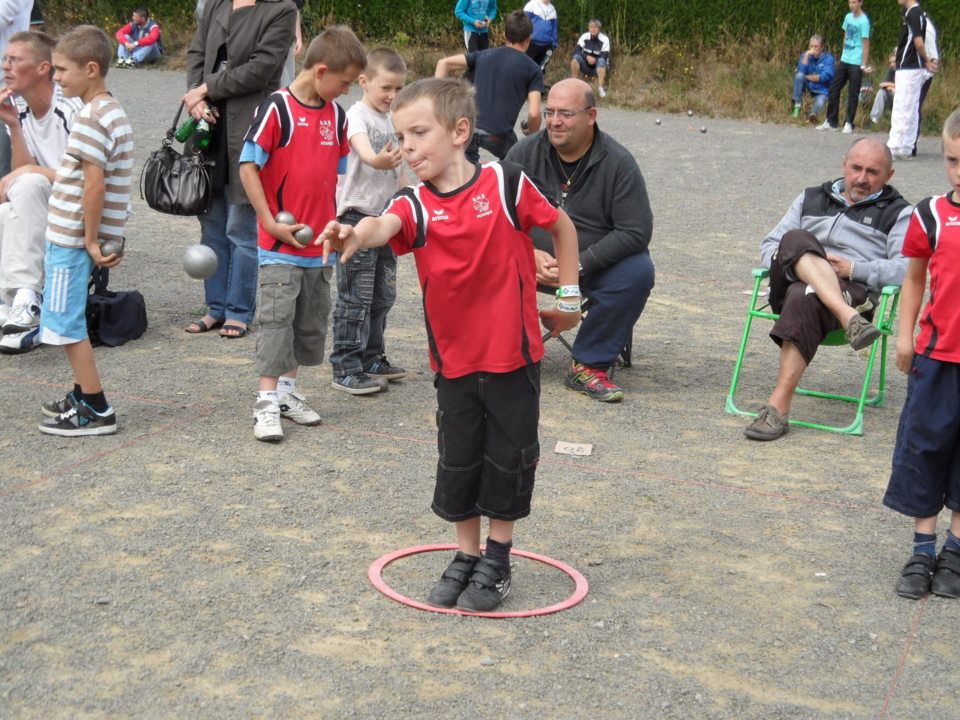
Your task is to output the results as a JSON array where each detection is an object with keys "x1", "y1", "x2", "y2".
[{"x1": 792, "y1": 35, "x2": 835, "y2": 123}]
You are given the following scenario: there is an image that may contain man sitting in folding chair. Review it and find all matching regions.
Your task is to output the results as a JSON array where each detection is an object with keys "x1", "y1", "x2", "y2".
[{"x1": 745, "y1": 137, "x2": 912, "y2": 440}]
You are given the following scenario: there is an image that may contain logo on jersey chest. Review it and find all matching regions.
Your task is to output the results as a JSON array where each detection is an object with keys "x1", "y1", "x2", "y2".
[
  {"x1": 318, "y1": 119, "x2": 334, "y2": 145},
  {"x1": 431, "y1": 208, "x2": 449, "y2": 221},
  {"x1": 473, "y1": 193, "x2": 492, "y2": 219},
  {"x1": 296, "y1": 115, "x2": 310, "y2": 128}
]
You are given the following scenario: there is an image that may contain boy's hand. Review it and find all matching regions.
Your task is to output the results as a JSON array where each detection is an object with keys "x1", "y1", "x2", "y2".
[
  {"x1": 87, "y1": 242, "x2": 123, "y2": 268},
  {"x1": 370, "y1": 141, "x2": 402, "y2": 171},
  {"x1": 317, "y1": 220, "x2": 360, "y2": 264},
  {"x1": 539, "y1": 307, "x2": 582, "y2": 337},
  {"x1": 895, "y1": 335, "x2": 915, "y2": 374},
  {"x1": 265, "y1": 217, "x2": 308, "y2": 249}
]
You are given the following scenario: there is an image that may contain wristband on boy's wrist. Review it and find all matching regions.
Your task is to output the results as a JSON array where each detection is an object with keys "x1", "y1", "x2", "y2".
[
  {"x1": 556, "y1": 299, "x2": 581, "y2": 313},
  {"x1": 556, "y1": 285, "x2": 581, "y2": 298},
  {"x1": 848, "y1": 261, "x2": 855, "y2": 282}
]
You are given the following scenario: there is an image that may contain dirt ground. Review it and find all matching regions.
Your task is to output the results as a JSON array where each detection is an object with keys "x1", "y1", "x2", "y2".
[{"x1": 1, "y1": 69, "x2": 958, "y2": 719}]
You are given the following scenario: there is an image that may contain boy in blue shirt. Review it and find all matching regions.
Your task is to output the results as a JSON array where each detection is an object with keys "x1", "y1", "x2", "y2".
[
  {"x1": 455, "y1": 0, "x2": 496, "y2": 53},
  {"x1": 818, "y1": 0, "x2": 871, "y2": 133}
]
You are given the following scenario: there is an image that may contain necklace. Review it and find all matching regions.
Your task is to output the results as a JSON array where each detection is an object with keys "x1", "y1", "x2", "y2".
[{"x1": 554, "y1": 149, "x2": 586, "y2": 204}]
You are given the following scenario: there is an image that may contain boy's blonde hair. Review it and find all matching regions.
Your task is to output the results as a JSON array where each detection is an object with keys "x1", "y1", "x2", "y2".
[
  {"x1": 303, "y1": 25, "x2": 367, "y2": 73},
  {"x1": 364, "y1": 48, "x2": 407, "y2": 78},
  {"x1": 392, "y1": 78, "x2": 475, "y2": 134},
  {"x1": 8, "y1": 30, "x2": 55, "y2": 78},
  {"x1": 55, "y1": 25, "x2": 112, "y2": 77},
  {"x1": 943, "y1": 108, "x2": 960, "y2": 141}
]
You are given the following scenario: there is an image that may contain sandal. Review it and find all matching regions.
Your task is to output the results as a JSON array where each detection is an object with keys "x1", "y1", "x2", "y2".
[
  {"x1": 219, "y1": 323, "x2": 247, "y2": 339},
  {"x1": 185, "y1": 316, "x2": 223, "y2": 334}
]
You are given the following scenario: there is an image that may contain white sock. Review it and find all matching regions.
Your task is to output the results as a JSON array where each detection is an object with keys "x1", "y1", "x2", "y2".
[
  {"x1": 258, "y1": 390, "x2": 279, "y2": 407},
  {"x1": 13, "y1": 288, "x2": 38, "y2": 307},
  {"x1": 277, "y1": 376, "x2": 296, "y2": 395}
]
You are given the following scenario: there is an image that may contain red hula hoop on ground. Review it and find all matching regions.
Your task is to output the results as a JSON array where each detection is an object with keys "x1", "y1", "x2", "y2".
[{"x1": 368, "y1": 543, "x2": 590, "y2": 618}]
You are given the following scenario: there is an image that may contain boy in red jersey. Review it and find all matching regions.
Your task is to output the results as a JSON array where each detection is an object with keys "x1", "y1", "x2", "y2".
[
  {"x1": 319, "y1": 78, "x2": 581, "y2": 612},
  {"x1": 886, "y1": 107, "x2": 960, "y2": 599},
  {"x1": 239, "y1": 25, "x2": 366, "y2": 442}
]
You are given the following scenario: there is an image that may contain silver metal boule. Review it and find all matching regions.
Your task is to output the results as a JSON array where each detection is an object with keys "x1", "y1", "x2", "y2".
[
  {"x1": 294, "y1": 225, "x2": 314, "y2": 245},
  {"x1": 99, "y1": 238, "x2": 124, "y2": 258},
  {"x1": 182, "y1": 244, "x2": 218, "y2": 280},
  {"x1": 274, "y1": 210, "x2": 296, "y2": 225}
]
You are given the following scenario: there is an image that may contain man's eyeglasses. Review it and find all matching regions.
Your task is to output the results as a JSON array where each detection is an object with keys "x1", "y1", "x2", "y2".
[
  {"x1": 542, "y1": 107, "x2": 592, "y2": 120},
  {"x1": 1, "y1": 56, "x2": 26, "y2": 65}
]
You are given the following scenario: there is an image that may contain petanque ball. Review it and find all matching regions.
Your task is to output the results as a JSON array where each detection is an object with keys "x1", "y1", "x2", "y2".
[
  {"x1": 655, "y1": 118, "x2": 662, "y2": 125},
  {"x1": 183, "y1": 244, "x2": 218, "y2": 280},
  {"x1": 274, "y1": 210, "x2": 296, "y2": 225},
  {"x1": 99, "y1": 238, "x2": 124, "y2": 258},
  {"x1": 700, "y1": 126, "x2": 707, "y2": 134},
  {"x1": 294, "y1": 224, "x2": 314, "y2": 245},
  {"x1": 687, "y1": 109, "x2": 694, "y2": 116}
]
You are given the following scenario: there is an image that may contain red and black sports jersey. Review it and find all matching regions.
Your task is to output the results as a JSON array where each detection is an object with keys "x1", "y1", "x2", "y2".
[
  {"x1": 903, "y1": 193, "x2": 960, "y2": 362},
  {"x1": 385, "y1": 161, "x2": 560, "y2": 378},
  {"x1": 245, "y1": 89, "x2": 348, "y2": 257}
]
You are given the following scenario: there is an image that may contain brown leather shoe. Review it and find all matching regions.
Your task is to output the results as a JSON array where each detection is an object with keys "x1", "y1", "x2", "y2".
[{"x1": 744, "y1": 404, "x2": 789, "y2": 440}]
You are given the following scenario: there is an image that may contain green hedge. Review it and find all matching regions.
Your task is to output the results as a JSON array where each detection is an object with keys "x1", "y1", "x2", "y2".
[{"x1": 42, "y1": 0, "x2": 955, "y2": 58}]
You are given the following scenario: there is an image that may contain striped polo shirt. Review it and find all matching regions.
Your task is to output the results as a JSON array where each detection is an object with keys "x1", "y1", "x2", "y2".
[{"x1": 46, "y1": 94, "x2": 134, "y2": 249}]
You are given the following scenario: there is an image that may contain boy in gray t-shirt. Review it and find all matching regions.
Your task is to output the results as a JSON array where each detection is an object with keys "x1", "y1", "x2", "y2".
[{"x1": 330, "y1": 49, "x2": 408, "y2": 395}]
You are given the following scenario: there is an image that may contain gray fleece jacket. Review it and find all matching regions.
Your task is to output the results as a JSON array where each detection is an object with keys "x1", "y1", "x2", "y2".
[
  {"x1": 760, "y1": 180, "x2": 912, "y2": 291},
  {"x1": 506, "y1": 124, "x2": 653, "y2": 275}
]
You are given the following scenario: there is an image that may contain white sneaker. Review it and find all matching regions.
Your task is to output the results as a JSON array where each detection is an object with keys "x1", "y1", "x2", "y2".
[
  {"x1": 0, "y1": 303, "x2": 8, "y2": 326},
  {"x1": 0, "y1": 326, "x2": 40, "y2": 354},
  {"x1": 598, "y1": 86, "x2": 607, "y2": 98},
  {"x1": 253, "y1": 399, "x2": 283, "y2": 442},
  {"x1": 2, "y1": 300, "x2": 40, "y2": 335},
  {"x1": 278, "y1": 391, "x2": 322, "y2": 426},
  {"x1": 842, "y1": 122, "x2": 853, "y2": 134},
  {"x1": 815, "y1": 121, "x2": 836, "y2": 131}
]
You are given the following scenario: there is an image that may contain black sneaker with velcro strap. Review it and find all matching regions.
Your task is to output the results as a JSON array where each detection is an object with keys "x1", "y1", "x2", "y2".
[
  {"x1": 895, "y1": 552, "x2": 937, "y2": 599},
  {"x1": 931, "y1": 548, "x2": 960, "y2": 598},
  {"x1": 426, "y1": 551, "x2": 480, "y2": 608},
  {"x1": 456, "y1": 556, "x2": 511, "y2": 612}
]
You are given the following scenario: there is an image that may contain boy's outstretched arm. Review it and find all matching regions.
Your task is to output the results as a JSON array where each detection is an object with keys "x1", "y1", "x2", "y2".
[
  {"x1": 539, "y1": 209, "x2": 582, "y2": 336},
  {"x1": 318, "y1": 214, "x2": 402, "y2": 264},
  {"x1": 81, "y1": 160, "x2": 121, "y2": 268},
  {"x1": 895, "y1": 256, "x2": 928, "y2": 373}
]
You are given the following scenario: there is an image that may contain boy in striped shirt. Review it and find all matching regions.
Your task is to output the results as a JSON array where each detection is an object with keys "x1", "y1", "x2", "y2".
[{"x1": 37, "y1": 25, "x2": 133, "y2": 437}]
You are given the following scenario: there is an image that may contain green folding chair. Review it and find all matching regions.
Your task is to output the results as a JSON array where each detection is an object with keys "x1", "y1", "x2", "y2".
[{"x1": 725, "y1": 268, "x2": 901, "y2": 435}]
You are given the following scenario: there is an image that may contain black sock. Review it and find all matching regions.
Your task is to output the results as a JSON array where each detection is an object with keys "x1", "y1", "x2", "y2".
[
  {"x1": 484, "y1": 537, "x2": 512, "y2": 571},
  {"x1": 72, "y1": 383, "x2": 82, "y2": 400},
  {"x1": 83, "y1": 390, "x2": 108, "y2": 413}
]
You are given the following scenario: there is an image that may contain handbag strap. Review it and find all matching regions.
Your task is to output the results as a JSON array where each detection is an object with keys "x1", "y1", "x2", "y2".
[{"x1": 166, "y1": 102, "x2": 186, "y2": 140}]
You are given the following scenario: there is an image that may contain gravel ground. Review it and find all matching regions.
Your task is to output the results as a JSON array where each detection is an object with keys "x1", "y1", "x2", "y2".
[{"x1": 1, "y1": 68, "x2": 958, "y2": 719}]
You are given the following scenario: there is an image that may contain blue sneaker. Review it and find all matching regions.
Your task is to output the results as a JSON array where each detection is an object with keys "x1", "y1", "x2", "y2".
[{"x1": 39, "y1": 401, "x2": 117, "y2": 437}]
